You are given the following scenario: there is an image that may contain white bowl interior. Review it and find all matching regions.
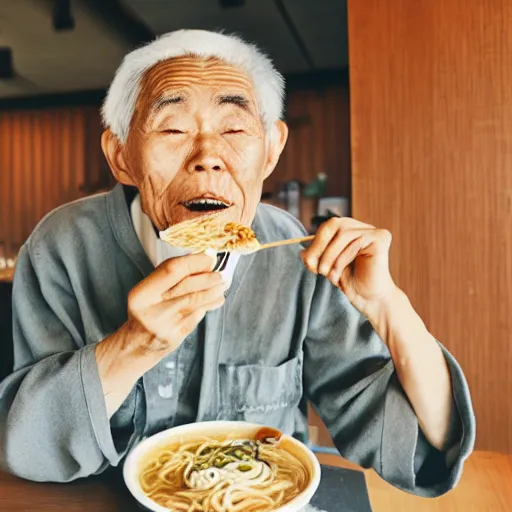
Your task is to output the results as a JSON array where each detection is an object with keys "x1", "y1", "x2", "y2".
[{"x1": 123, "y1": 421, "x2": 321, "y2": 512}]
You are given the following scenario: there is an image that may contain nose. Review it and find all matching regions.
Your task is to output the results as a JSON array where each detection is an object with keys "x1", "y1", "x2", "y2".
[{"x1": 187, "y1": 136, "x2": 226, "y2": 173}]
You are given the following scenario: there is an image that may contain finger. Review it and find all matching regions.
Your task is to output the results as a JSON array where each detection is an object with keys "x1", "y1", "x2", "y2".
[
  {"x1": 337, "y1": 218, "x2": 375, "y2": 230},
  {"x1": 328, "y1": 229, "x2": 392, "y2": 287},
  {"x1": 163, "y1": 272, "x2": 224, "y2": 301},
  {"x1": 172, "y1": 282, "x2": 228, "y2": 317},
  {"x1": 130, "y1": 253, "x2": 216, "y2": 309},
  {"x1": 359, "y1": 228, "x2": 393, "y2": 256},
  {"x1": 134, "y1": 282, "x2": 227, "y2": 333},
  {"x1": 317, "y1": 230, "x2": 365, "y2": 277},
  {"x1": 176, "y1": 310, "x2": 208, "y2": 339},
  {"x1": 176, "y1": 295, "x2": 225, "y2": 338},
  {"x1": 327, "y1": 236, "x2": 363, "y2": 286},
  {"x1": 302, "y1": 216, "x2": 374, "y2": 274},
  {"x1": 302, "y1": 220, "x2": 341, "y2": 273}
]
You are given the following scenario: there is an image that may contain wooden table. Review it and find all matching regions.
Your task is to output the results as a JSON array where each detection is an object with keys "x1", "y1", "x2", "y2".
[
  {"x1": 0, "y1": 451, "x2": 509, "y2": 511},
  {"x1": 318, "y1": 451, "x2": 512, "y2": 512}
]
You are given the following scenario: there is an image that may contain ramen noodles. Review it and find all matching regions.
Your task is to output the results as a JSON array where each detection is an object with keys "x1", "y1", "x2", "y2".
[
  {"x1": 139, "y1": 428, "x2": 309, "y2": 511},
  {"x1": 159, "y1": 213, "x2": 261, "y2": 254}
]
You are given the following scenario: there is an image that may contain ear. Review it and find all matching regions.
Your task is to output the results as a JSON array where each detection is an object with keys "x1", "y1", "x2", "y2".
[
  {"x1": 263, "y1": 120, "x2": 289, "y2": 179},
  {"x1": 101, "y1": 129, "x2": 136, "y2": 186}
]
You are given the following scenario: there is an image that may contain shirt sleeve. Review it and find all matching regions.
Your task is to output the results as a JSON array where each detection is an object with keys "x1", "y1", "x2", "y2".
[
  {"x1": 0, "y1": 244, "x2": 143, "y2": 482},
  {"x1": 303, "y1": 275, "x2": 476, "y2": 497}
]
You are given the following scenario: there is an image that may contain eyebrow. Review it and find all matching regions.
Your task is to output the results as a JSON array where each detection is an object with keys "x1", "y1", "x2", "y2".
[
  {"x1": 151, "y1": 95, "x2": 185, "y2": 113},
  {"x1": 217, "y1": 94, "x2": 251, "y2": 111}
]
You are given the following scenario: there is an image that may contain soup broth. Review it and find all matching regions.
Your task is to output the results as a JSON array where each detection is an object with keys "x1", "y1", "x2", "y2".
[{"x1": 138, "y1": 429, "x2": 310, "y2": 512}]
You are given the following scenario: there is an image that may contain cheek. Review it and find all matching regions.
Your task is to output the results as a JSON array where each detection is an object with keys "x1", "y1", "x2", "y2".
[
  {"x1": 139, "y1": 138, "x2": 187, "y2": 187},
  {"x1": 227, "y1": 137, "x2": 267, "y2": 182},
  {"x1": 225, "y1": 138, "x2": 267, "y2": 223}
]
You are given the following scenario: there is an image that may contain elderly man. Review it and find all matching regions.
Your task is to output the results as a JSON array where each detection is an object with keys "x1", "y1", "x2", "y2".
[{"x1": 0, "y1": 30, "x2": 474, "y2": 495}]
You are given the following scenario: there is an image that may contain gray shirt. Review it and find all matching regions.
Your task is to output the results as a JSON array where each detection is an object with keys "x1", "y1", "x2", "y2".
[{"x1": 0, "y1": 184, "x2": 475, "y2": 497}]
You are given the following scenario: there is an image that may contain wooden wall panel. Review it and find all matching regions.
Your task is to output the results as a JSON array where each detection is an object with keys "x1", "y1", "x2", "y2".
[
  {"x1": 348, "y1": 0, "x2": 512, "y2": 452},
  {"x1": 267, "y1": 82, "x2": 351, "y2": 199},
  {"x1": 0, "y1": 114, "x2": 12, "y2": 260},
  {"x1": 0, "y1": 107, "x2": 105, "y2": 259}
]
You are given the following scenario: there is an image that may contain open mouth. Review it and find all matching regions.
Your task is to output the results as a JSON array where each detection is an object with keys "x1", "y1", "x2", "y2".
[{"x1": 182, "y1": 198, "x2": 232, "y2": 213}]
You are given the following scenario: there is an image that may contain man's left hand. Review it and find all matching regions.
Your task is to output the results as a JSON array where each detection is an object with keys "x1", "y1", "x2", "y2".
[
  {"x1": 302, "y1": 217, "x2": 398, "y2": 312},
  {"x1": 302, "y1": 218, "x2": 459, "y2": 452}
]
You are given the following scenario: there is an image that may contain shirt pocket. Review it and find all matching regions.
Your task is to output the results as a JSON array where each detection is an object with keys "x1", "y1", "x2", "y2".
[{"x1": 217, "y1": 352, "x2": 303, "y2": 433}]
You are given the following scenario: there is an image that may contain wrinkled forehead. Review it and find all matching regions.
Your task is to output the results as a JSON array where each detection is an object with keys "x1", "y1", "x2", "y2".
[{"x1": 135, "y1": 55, "x2": 258, "y2": 112}]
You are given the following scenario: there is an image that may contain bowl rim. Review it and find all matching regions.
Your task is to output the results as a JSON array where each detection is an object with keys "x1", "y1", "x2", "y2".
[{"x1": 123, "y1": 420, "x2": 322, "y2": 512}]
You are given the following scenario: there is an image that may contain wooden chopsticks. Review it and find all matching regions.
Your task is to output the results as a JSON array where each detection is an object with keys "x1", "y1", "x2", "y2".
[{"x1": 257, "y1": 235, "x2": 315, "y2": 251}]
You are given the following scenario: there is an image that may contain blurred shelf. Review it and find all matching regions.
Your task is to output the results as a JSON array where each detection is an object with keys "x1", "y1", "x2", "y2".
[{"x1": 0, "y1": 268, "x2": 14, "y2": 283}]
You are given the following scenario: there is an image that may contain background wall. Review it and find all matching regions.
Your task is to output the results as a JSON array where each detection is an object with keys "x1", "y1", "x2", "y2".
[
  {"x1": 348, "y1": 0, "x2": 512, "y2": 452},
  {"x1": 268, "y1": 79, "x2": 351, "y2": 199},
  {"x1": 0, "y1": 105, "x2": 106, "y2": 258}
]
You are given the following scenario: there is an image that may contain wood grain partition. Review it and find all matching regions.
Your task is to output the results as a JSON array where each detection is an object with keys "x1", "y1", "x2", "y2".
[
  {"x1": 268, "y1": 81, "x2": 351, "y2": 198},
  {"x1": 348, "y1": 0, "x2": 512, "y2": 452},
  {"x1": 0, "y1": 106, "x2": 108, "y2": 258}
]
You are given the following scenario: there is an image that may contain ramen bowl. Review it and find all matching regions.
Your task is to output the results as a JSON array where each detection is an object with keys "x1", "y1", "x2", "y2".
[{"x1": 123, "y1": 421, "x2": 321, "y2": 512}]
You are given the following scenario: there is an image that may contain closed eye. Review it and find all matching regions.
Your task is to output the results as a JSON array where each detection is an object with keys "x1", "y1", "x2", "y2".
[
  {"x1": 161, "y1": 129, "x2": 185, "y2": 134},
  {"x1": 223, "y1": 129, "x2": 245, "y2": 135}
]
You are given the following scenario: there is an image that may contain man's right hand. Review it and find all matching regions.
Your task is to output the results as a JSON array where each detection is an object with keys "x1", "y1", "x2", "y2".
[
  {"x1": 95, "y1": 253, "x2": 227, "y2": 418},
  {"x1": 128, "y1": 253, "x2": 227, "y2": 352}
]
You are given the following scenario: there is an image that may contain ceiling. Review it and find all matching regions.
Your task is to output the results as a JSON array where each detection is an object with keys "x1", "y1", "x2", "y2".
[
  {"x1": 121, "y1": 0, "x2": 348, "y2": 73},
  {"x1": 0, "y1": 0, "x2": 347, "y2": 99},
  {"x1": 0, "y1": 0, "x2": 130, "y2": 98}
]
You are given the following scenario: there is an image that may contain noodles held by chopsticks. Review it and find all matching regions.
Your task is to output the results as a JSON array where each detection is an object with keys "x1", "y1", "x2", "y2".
[{"x1": 159, "y1": 212, "x2": 261, "y2": 254}]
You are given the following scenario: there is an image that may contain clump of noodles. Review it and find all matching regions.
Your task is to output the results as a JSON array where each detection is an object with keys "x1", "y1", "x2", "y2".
[
  {"x1": 139, "y1": 431, "x2": 309, "y2": 512},
  {"x1": 159, "y1": 212, "x2": 261, "y2": 254}
]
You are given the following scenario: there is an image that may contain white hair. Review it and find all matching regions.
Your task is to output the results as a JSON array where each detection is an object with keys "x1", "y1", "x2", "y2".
[{"x1": 102, "y1": 29, "x2": 285, "y2": 144}]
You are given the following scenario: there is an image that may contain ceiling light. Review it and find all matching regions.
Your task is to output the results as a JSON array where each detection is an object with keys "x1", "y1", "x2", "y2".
[
  {"x1": 53, "y1": 0, "x2": 75, "y2": 31},
  {"x1": 219, "y1": 0, "x2": 245, "y2": 8},
  {"x1": 0, "y1": 47, "x2": 14, "y2": 79}
]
